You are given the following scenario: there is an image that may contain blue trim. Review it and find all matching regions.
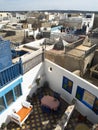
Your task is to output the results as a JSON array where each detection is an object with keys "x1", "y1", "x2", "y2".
[
  {"x1": 3, "y1": 95, "x2": 7, "y2": 108},
  {"x1": 76, "y1": 86, "x2": 98, "y2": 112},
  {"x1": 76, "y1": 86, "x2": 84, "y2": 101},
  {"x1": 82, "y1": 100, "x2": 93, "y2": 109},
  {"x1": 0, "y1": 77, "x2": 23, "y2": 114},
  {"x1": 0, "y1": 76, "x2": 23, "y2": 97},
  {"x1": 12, "y1": 89, "x2": 16, "y2": 101},
  {"x1": 62, "y1": 76, "x2": 73, "y2": 94}
]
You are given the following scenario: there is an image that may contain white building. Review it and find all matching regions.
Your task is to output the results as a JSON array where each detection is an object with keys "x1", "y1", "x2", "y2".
[
  {"x1": 0, "y1": 39, "x2": 98, "y2": 128},
  {"x1": 16, "y1": 13, "x2": 27, "y2": 22}
]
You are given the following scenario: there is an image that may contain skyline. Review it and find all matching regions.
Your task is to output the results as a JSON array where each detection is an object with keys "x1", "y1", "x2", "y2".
[{"x1": 0, "y1": 0, "x2": 98, "y2": 11}]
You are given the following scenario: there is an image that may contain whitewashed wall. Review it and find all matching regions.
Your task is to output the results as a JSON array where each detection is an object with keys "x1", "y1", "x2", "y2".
[
  {"x1": 1, "y1": 58, "x2": 98, "y2": 126},
  {"x1": 21, "y1": 62, "x2": 45, "y2": 97},
  {"x1": 0, "y1": 62, "x2": 45, "y2": 126},
  {"x1": 44, "y1": 59, "x2": 98, "y2": 123}
]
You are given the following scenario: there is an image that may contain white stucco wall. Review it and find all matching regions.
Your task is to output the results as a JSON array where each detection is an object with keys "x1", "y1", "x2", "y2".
[
  {"x1": 21, "y1": 62, "x2": 45, "y2": 97},
  {"x1": 0, "y1": 62, "x2": 45, "y2": 126},
  {"x1": 1, "y1": 58, "x2": 98, "y2": 126},
  {"x1": 44, "y1": 59, "x2": 98, "y2": 123}
]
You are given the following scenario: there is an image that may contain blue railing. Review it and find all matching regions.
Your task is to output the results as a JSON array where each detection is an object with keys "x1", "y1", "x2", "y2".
[{"x1": 0, "y1": 60, "x2": 23, "y2": 89}]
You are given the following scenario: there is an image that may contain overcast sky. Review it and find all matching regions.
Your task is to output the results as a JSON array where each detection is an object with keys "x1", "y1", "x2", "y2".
[{"x1": 0, "y1": 0, "x2": 98, "y2": 11}]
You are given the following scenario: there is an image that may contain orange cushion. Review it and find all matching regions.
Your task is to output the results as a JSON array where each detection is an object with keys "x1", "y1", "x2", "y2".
[{"x1": 16, "y1": 106, "x2": 32, "y2": 122}]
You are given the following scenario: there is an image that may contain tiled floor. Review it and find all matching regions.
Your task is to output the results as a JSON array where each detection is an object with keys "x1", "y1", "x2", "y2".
[{"x1": 7, "y1": 86, "x2": 93, "y2": 130}]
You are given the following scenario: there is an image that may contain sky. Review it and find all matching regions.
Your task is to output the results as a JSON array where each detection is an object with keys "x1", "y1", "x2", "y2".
[{"x1": 0, "y1": 0, "x2": 98, "y2": 11}]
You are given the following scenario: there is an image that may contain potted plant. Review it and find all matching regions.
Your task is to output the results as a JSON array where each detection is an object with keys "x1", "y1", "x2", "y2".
[{"x1": 1, "y1": 122, "x2": 7, "y2": 130}]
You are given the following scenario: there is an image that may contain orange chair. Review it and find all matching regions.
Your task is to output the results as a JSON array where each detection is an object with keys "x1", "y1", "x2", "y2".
[{"x1": 10, "y1": 101, "x2": 33, "y2": 126}]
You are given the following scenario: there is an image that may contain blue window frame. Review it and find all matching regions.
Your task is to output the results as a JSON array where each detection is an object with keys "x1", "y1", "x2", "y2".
[
  {"x1": 14, "y1": 84, "x2": 22, "y2": 100},
  {"x1": 76, "y1": 86, "x2": 84, "y2": 101},
  {"x1": 0, "y1": 83, "x2": 22, "y2": 114},
  {"x1": 5, "y1": 90, "x2": 14, "y2": 106},
  {"x1": 0, "y1": 96, "x2": 6, "y2": 113},
  {"x1": 93, "y1": 98, "x2": 98, "y2": 114},
  {"x1": 76, "y1": 86, "x2": 98, "y2": 114},
  {"x1": 62, "y1": 76, "x2": 73, "y2": 94}
]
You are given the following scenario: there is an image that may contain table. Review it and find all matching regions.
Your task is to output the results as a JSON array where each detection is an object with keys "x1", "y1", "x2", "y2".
[{"x1": 41, "y1": 95, "x2": 60, "y2": 110}]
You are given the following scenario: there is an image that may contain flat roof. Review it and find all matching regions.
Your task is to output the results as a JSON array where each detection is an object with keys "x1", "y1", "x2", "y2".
[
  {"x1": 66, "y1": 49, "x2": 85, "y2": 57},
  {"x1": 76, "y1": 45, "x2": 90, "y2": 51}
]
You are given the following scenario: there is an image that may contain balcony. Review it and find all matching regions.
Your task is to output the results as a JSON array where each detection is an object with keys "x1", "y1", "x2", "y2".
[{"x1": 0, "y1": 60, "x2": 23, "y2": 89}]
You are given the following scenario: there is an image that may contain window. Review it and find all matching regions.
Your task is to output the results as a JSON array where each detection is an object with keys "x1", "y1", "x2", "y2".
[
  {"x1": 0, "y1": 97, "x2": 5, "y2": 113},
  {"x1": 5, "y1": 90, "x2": 14, "y2": 106},
  {"x1": 0, "y1": 77, "x2": 23, "y2": 114},
  {"x1": 93, "y1": 98, "x2": 98, "y2": 114},
  {"x1": 0, "y1": 84, "x2": 22, "y2": 113},
  {"x1": 62, "y1": 76, "x2": 73, "y2": 94},
  {"x1": 14, "y1": 84, "x2": 22, "y2": 99},
  {"x1": 76, "y1": 87, "x2": 95, "y2": 109},
  {"x1": 76, "y1": 86, "x2": 84, "y2": 101},
  {"x1": 75, "y1": 86, "x2": 98, "y2": 114},
  {"x1": 82, "y1": 90, "x2": 95, "y2": 107}
]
